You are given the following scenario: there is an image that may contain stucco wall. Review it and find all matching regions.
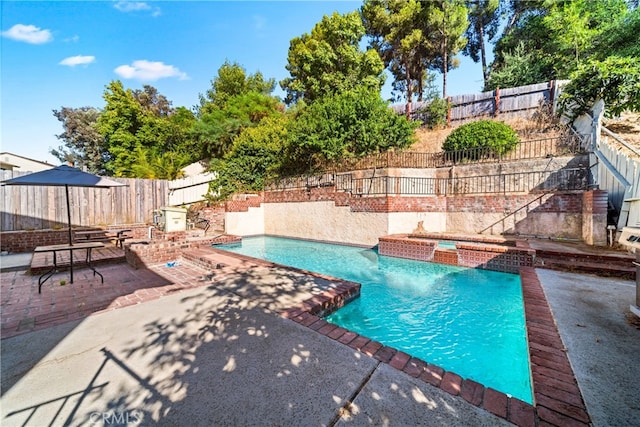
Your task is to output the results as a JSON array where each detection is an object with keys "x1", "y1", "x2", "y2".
[
  {"x1": 264, "y1": 201, "x2": 388, "y2": 246},
  {"x1": 388, "y1": 212, "x2": 446, "y2": 235},
  {"x1": 225, "y1": 205, "x2": 265, "y2": 236},
  {"x1": 225, "y1": 189, "x2": 606, "y2": 245}
]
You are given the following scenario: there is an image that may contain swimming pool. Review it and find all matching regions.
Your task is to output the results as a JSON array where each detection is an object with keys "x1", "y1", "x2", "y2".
[{"x1": 215, "y1": 236, "x2": 532, "y2": 403}]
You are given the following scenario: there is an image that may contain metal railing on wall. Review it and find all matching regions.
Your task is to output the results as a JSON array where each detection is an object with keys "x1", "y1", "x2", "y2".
[
  {"x1": 267, "y1": 167, "x2": 590, "y2": 197},
  {"x1": 327, "y1": 135, "x2": 582, "y2": 172}
]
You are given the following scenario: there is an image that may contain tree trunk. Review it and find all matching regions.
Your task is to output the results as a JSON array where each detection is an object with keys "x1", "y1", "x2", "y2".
[
  {"x1": 442, "y1": 7, "x2": 448, "y2": 99},
  {"x1": 480, "y1": 24, "x2": 488, "y2": 87},
  {"x1": 442, "y1": 37, "x2": 448, "y2": 99},
  {"x1": 405, "y1": 62, "x2": 412, "y2": 119}
]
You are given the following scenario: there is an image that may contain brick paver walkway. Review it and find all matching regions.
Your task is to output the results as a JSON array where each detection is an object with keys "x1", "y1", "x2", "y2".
[{"x1": 1, "y1": 260, "x2": 214, "y2": 339}]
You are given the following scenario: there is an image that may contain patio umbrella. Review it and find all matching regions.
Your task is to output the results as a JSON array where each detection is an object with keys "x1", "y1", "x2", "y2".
[{"x1": 2, "y1": 165, "x2": 126, "y2": 281}]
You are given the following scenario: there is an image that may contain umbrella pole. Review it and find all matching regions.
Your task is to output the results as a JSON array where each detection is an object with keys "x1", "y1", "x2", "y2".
[{"x1": 66, "y1": 184, "x2": 74, "y2": 283}]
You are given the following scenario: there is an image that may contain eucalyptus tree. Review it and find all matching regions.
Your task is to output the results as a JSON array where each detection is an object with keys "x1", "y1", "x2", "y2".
[
  {"x1": 463, "y1": 0, "x2": 500, "y2": 88},
  {"x1": 280, "y1": 11, "x2": 385, "y2": 104},
  {"x1": 51, "y1": 106, "x2": 108, "y2": 174}
]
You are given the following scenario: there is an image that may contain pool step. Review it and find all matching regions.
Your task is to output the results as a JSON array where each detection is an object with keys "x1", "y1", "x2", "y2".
[{"x1": 534, "y1": 249, "x2": 636, "y2": 280}]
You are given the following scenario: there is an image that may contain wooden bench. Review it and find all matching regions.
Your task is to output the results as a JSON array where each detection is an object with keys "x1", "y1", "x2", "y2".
[{"x1": 75, "y1": 229, "x2": 132, "y2": 248}]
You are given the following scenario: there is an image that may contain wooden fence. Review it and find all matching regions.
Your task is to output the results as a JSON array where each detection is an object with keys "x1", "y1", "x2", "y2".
[
  {"x1": 168, "y1": 172, "x2": 216, "y2": 206},
  {"x1": 594, "y1": 127, "x2": 640, "y2": 228},
  {"x1": 0, "y1": 171, "x2": 168, "y2": 231},
  {"x1": 394, "y1": 80, "x2": 570, "y2": 126}
]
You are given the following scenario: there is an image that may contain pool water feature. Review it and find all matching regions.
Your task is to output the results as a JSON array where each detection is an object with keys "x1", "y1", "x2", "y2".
[
  {"x1": 215, "y1": 236, "x2": 533, "y2": 403},
  {"x1": 437, "y1": 240, "x2": 458, "y2": 250}
]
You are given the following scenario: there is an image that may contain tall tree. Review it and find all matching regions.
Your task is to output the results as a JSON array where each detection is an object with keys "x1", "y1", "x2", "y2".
[
  {"x1": 192, "y1": 92, "x2": 282, "y2": 159},
  {"x1": 489, "y1": 0, "x2": 628, "y2": 88},
  {"x1": 426, "y1": 0, "x2": 469, "y2": 98},
  {"x1": 198, "y1": 60, "x2": 275, "y2": 115},
  {"x1": 361, "y1": 0, "x2": 434, "y2": 117},
  {"x1": 280, "y1": 11, "x2": 385, "y2": 104},
  {"x1": 97, "y1": 80, "x2": 196, "y2": 177},
  {"x1": 51, "y1": 107, "x2": 108, "y2": 174},
  {"x1": 133, "y1": 85, "x2": 173, "y2": 117},
  {"x1": 194, "y1": 62, "x2": 281, "y2": 159},
  {"x1": 463, "y1": 0, "x2": 500, "y2": 87},
  {"x1": 97, "y1": 81, "x2": 144, "y2": 175}
]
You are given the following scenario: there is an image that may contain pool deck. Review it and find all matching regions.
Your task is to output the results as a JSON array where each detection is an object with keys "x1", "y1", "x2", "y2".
[{"x1": 1, "y1": 243, "x2": 638, "y2": 426}]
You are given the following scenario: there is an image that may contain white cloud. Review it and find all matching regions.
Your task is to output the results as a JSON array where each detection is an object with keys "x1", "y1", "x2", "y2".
[
  {"x1": 59, "y1": 55, "x2": 96, "y2": 67},
  {"x1": 64, "y1": 35, "x2": 80, "y2": 43},
  {"x1": 114, "y1": 60, "x2": 188, "y2": 81},
  {"x1": 114, "y1": 1, "x2": 161, "y2": 16},
  {"x1": 253, "y1": 15, "x2": 267, "y2": 31},
  {"x1": 1, "y1": 24, "x2": 53, "y2": 44}
]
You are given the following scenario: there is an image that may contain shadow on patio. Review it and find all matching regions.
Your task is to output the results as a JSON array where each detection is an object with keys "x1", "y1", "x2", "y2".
[{"x1": 1, "y1": 257, "x2": 507, "y2": 426}]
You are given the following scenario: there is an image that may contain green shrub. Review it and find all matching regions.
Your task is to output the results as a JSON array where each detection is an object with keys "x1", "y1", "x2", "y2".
[
  {"x1": 443, "y1": 120, "x2": 519, "y2": 157},
  {"x1": 420, "y1": 97, "x2": 449, "y2": 129}
]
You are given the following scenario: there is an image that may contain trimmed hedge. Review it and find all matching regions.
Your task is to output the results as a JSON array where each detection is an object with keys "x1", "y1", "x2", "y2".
[{"x1": 443, "y1": 120, "x2": 519, "y2": 156}]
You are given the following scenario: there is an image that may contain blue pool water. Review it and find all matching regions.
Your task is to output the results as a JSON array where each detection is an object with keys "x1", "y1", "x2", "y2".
[{"x1": 216, "y1": 236, "x2": 532, "y2": 403}]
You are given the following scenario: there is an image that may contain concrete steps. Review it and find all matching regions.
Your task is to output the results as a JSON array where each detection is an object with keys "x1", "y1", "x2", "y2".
[{"x1": 534, "y1": 249, "x2": 636, "y2": 280}]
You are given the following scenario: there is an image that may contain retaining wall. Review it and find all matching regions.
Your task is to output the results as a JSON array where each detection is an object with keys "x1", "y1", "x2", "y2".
[{"x1": 225, "y1": 188, "x2": 607, "y2": 247}]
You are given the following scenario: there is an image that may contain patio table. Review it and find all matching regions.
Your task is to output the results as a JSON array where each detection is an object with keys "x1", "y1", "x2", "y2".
[
  {"x1": 75, "y1": 229, "x2": 132, "y2": 248},
  {"x1": 33, "y1": 242, "x2": 104, "y2": 293}
]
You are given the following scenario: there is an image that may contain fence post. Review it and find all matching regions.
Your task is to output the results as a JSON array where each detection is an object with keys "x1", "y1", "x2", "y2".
[
  {"x1": 494, "y1": 87, "x2": 500, "y2": 117},
  {"x1": 447, "y1": 96, "x2": 452, "y2": 127}
]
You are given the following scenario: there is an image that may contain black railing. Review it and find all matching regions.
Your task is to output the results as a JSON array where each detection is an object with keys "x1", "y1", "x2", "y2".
[
  {"x1": 328, "y1": 135, "x2": 583, "y2": 172},
  {"x1": 268, "y1": 167, "x2": 590, "y2": 197}
]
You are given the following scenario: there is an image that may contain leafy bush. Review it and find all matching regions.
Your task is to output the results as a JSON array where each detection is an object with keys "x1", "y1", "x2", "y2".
[
  {"x1": 284, "y1": 87, "x2": 417, "y2": 173},
  {"x1": 208, "y1": 116, "x2": 288, "y2": 201},
  {"x1": 443, "y1": 120, "x2": 519, "y2": 157},
  {"x1": 559, "y1": 56, "x2": 640, "y2": 119},
  {"x1": 420, "y1": 97, "x2": 449, "y2": 129}
]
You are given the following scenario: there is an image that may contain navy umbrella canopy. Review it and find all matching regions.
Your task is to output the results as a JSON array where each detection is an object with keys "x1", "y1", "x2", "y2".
[
  {"x1": 2, "y1": 164, "x2": 125, "y2": 244},
  {"x1": 2, "y1": 165, "x2": 125, "y2": 281}
]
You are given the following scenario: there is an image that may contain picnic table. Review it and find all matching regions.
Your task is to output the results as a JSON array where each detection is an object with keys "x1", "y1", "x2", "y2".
[
  {"x1": 34, "y1": 242, "x2": 104, "y2": 293},
  {"x1": 74, "y1": 229, "x2": 132, "y2": 248}
]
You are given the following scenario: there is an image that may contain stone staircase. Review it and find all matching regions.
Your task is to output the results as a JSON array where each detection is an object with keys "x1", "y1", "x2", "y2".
[{"x1": 533, "y1": 248, "x2": 636, "y2": 280}]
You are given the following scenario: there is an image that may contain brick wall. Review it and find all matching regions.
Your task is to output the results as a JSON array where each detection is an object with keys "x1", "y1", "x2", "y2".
[
  {"x1": 198, "y1": 206, "x2": 225, "y2": 231},
  {"x1": 378, "y1": 235, "x2": 436, "y2": 261},
  {"x1": 125, "y1": 235, "x2": 240, "y2": 269},
  {"x1": 1, "y1": 224, "x2": 157, "y2": 253},
  {"x1": 456, "y1": 243, "x2": 535, "y2": 274},
  {"x1": 379, "y1": 236, "x2": 535, "y2": 274},
  {"x1": 219, "y1": 188, "x2": 606, "y2": 245},
  {"x1": 225, "y1": 194, "x2": 264, "y2": 212},
  {"x1": 1, "y1": 229, "x2": 71, "y2": 253},
  {"x1": 582, "y1": 190, "x2": 608, "y2": 245}
]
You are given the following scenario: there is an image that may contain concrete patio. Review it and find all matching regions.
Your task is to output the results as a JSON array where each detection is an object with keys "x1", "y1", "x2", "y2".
[{"x1": 1, "y1": 248, "x2": 638, "y2": 426}]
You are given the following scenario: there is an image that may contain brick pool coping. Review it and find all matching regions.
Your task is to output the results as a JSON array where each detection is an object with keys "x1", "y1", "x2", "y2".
[{"x1": 281, "y1": 266, "x2": 591, "y2": 427}]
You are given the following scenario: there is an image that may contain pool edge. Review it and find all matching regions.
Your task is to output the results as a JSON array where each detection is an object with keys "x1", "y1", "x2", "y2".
[{"x1": 282, "y1": 267, "x2": 591, "y2": 427}]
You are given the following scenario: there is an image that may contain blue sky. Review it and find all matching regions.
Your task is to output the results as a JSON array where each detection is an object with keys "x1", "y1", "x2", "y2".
[{"x1": 1, "y1": 1, "x2": 489, "y2": 165}]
